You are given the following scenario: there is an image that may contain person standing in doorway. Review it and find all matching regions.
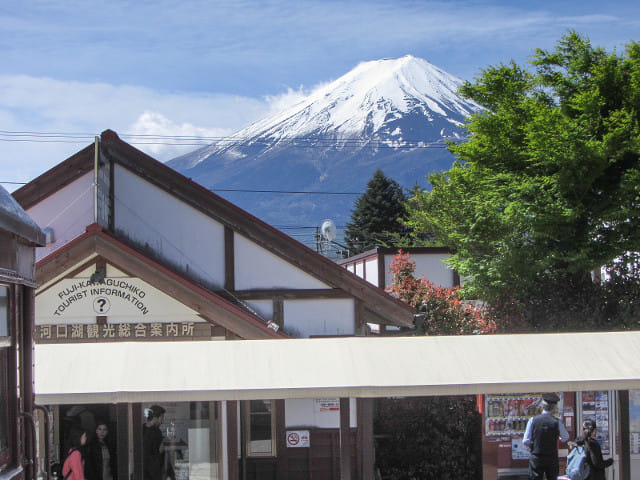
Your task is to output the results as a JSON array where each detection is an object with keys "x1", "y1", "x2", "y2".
[
  {"x1": 523, "y1": 393, "x2": 570, "y2": 480},
  {"x1": 142, "y1": 405, "x2": 166, "y2": 480},
  {"x1": 86, "y1": 420, "x2": 116, "y2": 480}
]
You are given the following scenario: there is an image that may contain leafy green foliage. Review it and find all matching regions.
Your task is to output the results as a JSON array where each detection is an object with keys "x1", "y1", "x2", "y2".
[
  {"x1": 487, "y1": 253, "x2": 640, "y2": 332},
  {"x1": 375, "y1": 396, "x2": 482, "y2": 480},
  {"x1": 344, "y1": 169, "x2": 408, "y2": 254},
  {"x1": 407, "y1": 32, "x2": 640, "y2": 301}
]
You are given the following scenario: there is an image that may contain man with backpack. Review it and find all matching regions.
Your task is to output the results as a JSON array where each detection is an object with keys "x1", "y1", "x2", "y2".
[{"x1": 523, "y1": 393, "x2": 570, "y2": 480}]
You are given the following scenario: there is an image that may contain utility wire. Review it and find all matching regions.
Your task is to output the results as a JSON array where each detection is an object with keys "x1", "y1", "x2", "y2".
[
  {"x1": 0, "y1": 130, "x2": 453, "y2": 148},
  {"x1": 212, "y1": 188, "x2": 362, "y2": 195},
  {"x1": 0, "y1": 180, "x2": 366, "y2": 195}
]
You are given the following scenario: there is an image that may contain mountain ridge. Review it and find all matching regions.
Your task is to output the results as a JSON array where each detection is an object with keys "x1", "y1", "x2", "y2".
[{"x1": 168, "y1": 56, "x2": 482, "y2": 236}]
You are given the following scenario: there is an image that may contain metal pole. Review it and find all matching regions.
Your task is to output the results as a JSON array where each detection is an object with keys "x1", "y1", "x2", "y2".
[
  {"x1": 34, "y1": 405, "x2": 51, "y2": 480},
  {"x1": 94, "y1": 136, "x2": 99, "y2": 224}
]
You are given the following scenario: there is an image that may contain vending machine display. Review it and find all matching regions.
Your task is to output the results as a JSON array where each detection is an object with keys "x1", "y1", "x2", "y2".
[{"x1": 485, "y1": 393, "x2": 563, "y2": 439}]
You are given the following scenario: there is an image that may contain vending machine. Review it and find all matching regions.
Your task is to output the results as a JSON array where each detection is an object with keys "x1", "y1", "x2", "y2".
[{"x1": 481, "y1": 392, "x2": 575, "y2": 479}]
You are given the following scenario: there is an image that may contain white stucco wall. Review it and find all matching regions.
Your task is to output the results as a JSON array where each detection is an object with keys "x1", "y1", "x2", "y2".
[
  {"x1": 285, "y1": 398, "x2": 357, "y2": 429},
  {"x1": 385, "y1": 252, "x2": 454, "y2": 288},
  {"x1": 234, "y1": 234, "x2": 330, "y2": 290},
  {"x1": 114, "y1": 165, "x2": 226, "y2": 288},
  {"x1": 283, "y1": 299, "x2": 354, "y2": 338},
  {"x1": 27, "y1": 172, "x2": 94, "y2": 261}
]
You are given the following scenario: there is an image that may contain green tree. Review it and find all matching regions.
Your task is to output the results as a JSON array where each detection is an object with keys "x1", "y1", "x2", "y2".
[
  {"x1": 344, "y1": 169, "x2": 408, "y2": 254},
  {"x1": 407, "y1": 32, "x2": 640, "y2": 301}
]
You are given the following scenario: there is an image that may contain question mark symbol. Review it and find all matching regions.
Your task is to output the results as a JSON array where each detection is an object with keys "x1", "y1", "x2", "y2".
[{"x1": 93, "y1": 297, "x2": 109, "y2": 314}]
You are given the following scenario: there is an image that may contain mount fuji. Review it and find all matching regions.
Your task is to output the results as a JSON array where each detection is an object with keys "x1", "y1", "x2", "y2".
[{"x1": 168, "y1": 55, "x2": 482, "y2": 240}]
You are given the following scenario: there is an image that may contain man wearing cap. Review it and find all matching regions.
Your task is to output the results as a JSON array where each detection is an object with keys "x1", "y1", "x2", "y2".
[{"x1": 523, "y1": 393, "x2": 570, "y2": 480}]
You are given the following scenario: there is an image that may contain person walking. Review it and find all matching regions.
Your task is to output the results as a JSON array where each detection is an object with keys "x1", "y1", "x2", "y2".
[{"x1": 523, "y1": 393, "x2": 570, "y2": 480}]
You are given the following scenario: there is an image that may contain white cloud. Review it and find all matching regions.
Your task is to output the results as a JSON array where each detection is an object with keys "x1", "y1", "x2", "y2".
[
  {"x1": 127, "y1": 111, "x2": 234, "y2": 159},
  {"x1": 263, "y1": 86, "x2": 312, "y2": 114},
  {"x1": 0, "y1": 74, "x2": 294, "y2": 185}
]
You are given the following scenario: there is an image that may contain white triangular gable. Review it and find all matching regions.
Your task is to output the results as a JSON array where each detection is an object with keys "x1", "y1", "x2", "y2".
[
  {"x1": 234, "y1": 233, "x2": 330, "y2": 290},
  {"x1": 36, "y1": 264, "x2": 202, "y2": 325}
]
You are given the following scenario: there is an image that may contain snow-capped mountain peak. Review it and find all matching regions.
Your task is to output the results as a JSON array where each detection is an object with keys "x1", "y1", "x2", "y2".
[
  {"x1": 237, "y1": 55, "x2": 477, "y2": 139},
  {"x1": 167, "y1": 56, "x2": 482, "y2": 230},
  {"x1": 173, "y1": 56, "x2": 481, "y2": 169}
]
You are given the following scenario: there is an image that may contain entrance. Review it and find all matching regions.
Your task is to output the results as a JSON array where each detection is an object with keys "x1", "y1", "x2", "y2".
[{"x1": 45, "y1": 402, "x2": 222, "y2": 480}]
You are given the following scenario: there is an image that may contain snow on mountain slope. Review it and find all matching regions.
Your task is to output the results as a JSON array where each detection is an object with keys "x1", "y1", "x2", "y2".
[{"x1": 168, "y1": 56, "x2": 482, "y2": 233}]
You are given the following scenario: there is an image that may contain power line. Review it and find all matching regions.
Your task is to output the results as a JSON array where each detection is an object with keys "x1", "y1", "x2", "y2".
[
  {"x1": 0, "y1": 180, "x2": 365, "y2": 195},
  {"x1": 213, "y1": 188, "x2": 362, "y2": 195},
  {"x1": 0, "y1": 129, "x2": 453, "y2": 148}
]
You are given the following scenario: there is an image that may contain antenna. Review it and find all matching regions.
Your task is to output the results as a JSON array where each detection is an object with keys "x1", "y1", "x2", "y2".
[
  {"x1": 317, "y1": 219, "x2": 349, "y2": 259},
  {"x1": 321, "y1": 219, "x2": 337, "y2": 242}
]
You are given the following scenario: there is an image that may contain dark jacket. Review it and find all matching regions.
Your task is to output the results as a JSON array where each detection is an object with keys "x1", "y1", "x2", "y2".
[
  {"x1": 85, "y1": 438, "x2": 116, "y2": 480},
  {"x1": 142, "y1": 424, "x2": 164, "y2": 480},
  {"x1": 530, "y1": 413, "x2": 560, "y2": 456},
  {"x1": 576, "y1": 436, "x2": 613, "y2": 480}
]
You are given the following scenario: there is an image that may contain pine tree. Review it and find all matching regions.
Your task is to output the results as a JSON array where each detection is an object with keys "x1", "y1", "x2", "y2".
[{"x1": 344, "y1": 169, "x2": 407, "y2": 254}]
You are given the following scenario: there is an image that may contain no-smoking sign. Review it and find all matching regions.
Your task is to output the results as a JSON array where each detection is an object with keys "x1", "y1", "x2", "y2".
[{"x1": 286, "y1": 430, "x2": 310, "y2": 448}]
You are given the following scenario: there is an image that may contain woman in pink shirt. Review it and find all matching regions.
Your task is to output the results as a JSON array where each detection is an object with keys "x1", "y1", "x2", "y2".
[{"x1": 63, "y1": 428, "x2": 88, "y2": 480}]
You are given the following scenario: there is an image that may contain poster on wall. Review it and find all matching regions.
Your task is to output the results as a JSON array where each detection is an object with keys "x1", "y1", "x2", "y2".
[
  {"x1": 630, "y1": 390, "x2": 640, "y2": 454},
  {"x1": 314, "y1": 398, "x2": 340, "y2": 413},
  {"x1": 582, "y1": 391, "x2": 610, "y2": 455}
]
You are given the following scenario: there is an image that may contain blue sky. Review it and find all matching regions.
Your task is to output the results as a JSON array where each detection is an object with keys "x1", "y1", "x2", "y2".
[{"x1": 1, "y1": 0, "x2": 639, "y2": 188}]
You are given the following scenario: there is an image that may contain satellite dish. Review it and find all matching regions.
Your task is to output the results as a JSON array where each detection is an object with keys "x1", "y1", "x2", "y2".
[{"x1": 321, "y1": 219, "x2": 337, "y2": 242}]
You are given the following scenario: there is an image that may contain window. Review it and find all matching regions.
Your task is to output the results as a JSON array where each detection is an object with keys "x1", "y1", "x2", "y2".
[
  {"x1": 141, "y1": 401, "x2": 221, "y2": 480},
  {"x1": 0, "y1": 285, "x2": 10, "y2": 470},
  {"x1": 0, "y1": 285, "x2": 8, "y2": 337},
  {"x1": 246, "y1": 400, "x2": 276, "y2": 457}
]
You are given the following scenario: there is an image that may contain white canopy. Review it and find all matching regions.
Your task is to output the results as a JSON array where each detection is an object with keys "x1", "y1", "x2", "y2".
[{"x1": 34, "y1": 331, "x2": 640, "y2": 404}]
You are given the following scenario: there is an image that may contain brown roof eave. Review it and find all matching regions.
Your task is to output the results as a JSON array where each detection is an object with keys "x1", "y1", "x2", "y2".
[{"x1": 13, "y1": 143, "x2": 95, "y2": 210}]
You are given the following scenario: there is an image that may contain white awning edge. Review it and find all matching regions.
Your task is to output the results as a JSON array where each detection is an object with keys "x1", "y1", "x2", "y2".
[{"x1": 34, "y1": 331, "x2": 640, "y2": 404}]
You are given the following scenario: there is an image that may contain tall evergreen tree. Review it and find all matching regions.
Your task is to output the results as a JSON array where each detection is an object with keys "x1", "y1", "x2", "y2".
[{"x1": 344, "y1": 169, "x2": 407, "y2": 254}]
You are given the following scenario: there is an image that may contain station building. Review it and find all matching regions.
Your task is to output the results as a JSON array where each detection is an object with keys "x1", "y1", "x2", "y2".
[{"x1": 13, "y1": 130, "x2": 414, "y2": 480}]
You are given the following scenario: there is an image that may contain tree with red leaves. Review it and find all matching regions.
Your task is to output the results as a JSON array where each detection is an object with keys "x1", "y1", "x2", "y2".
[{"x1": 385, "y1": 250, "x2": 496, "y2": 335}]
